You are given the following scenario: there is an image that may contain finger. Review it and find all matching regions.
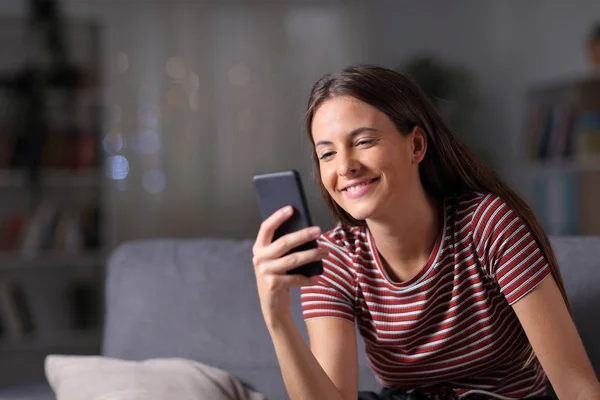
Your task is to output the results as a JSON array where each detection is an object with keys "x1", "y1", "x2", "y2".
[
  {"x1": 259, "y1": 248, "x2": 329, "y2": 275},
  {"x1": 265, "y1": 225, "x2": 322, "y2": 259},
  {"x1": 252, "y1": 226, "x2": 322, "y2": 270},
  {"x1": 254, "y1": 205, "x2": 294, "y2": 249}
]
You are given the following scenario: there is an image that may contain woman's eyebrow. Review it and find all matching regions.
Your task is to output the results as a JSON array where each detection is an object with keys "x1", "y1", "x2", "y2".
[{"x1": 315, "y1": 127, "x2": 379, "y2": 148}]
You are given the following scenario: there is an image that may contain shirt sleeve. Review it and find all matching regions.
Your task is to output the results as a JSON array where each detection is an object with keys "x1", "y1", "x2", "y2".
[
  {"x1": 472, "y1": 194, "x2": 551, "y2": 305},
  {"x1": 300, "y1": 231, "x2": 357, "y2": 323}
]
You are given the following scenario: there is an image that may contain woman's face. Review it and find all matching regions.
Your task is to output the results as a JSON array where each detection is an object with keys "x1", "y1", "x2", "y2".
[{"x1": 311, "y1": 96, "x2": 426, "y2": 221}]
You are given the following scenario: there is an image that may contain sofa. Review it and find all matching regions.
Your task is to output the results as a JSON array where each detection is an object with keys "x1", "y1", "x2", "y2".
[{"x1": 1, "y1": 236, "x2": 599, "y2": 399}]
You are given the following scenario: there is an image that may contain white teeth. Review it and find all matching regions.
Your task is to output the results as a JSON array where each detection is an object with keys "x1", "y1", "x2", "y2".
[{"x1": 346, "y1": 179, "x2": 373, "y2": 192}]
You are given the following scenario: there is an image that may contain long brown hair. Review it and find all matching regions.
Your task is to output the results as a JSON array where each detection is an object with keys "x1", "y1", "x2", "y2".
[{"x1": 305, "y1": 65, "x2": 569, "y2": 365}]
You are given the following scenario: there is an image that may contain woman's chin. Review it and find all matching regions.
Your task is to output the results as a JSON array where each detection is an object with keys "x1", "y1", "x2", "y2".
[{"x1": 347, "y1": 206, "x2": 375, "y2": 222}]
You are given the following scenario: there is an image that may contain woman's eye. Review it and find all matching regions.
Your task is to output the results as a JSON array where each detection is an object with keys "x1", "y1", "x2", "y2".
[
  {"x1": 319, "y1": 152, "x2": 334, "y2": 160},
  {"x1": 357, "y1": 139, "x2": 375, "y2": 146}
]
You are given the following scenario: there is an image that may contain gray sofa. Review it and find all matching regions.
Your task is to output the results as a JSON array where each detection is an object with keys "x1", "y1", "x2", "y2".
[{"x1": 1, "y1": 236, "x2": 599, "y2": 399}]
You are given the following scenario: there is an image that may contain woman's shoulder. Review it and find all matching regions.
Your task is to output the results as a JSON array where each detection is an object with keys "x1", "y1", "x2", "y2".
[
  {"x1": 447, "y1": 191, "x2": 519, "y2": 238},
  {"x1": 450, "y1": 190, "x2": 485, "y2": 206},
  {"x1": 319, "y1": 224, "x2": 368, "y2": 254},
  {"x1": 448, "y1": 191, "x2": 507, "y2": 216}
]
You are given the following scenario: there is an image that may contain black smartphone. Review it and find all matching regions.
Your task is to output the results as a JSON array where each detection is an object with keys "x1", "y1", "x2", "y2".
[{"x1": 252, "y1": 169, "x2": 323, "y2": 277}]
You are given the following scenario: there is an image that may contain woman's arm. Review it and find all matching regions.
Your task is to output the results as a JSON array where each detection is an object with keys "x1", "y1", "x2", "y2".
[
  {"x1": 471, "y1": 195, "x2": 599, "y2": 398},
  {"x1": 252, "y1": 206, "x2": 358, "y2": 400},
  {"x1": 512, "y1": 274, "x2": 600, "y2": 400},
  {"x1": 268, "y1": 315, "x2": 358, "y2": 400}
]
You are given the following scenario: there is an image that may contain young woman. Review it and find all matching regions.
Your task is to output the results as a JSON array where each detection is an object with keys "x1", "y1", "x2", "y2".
[{"x1": 251, "y1": 65, "x2": 600, "y2": 400}]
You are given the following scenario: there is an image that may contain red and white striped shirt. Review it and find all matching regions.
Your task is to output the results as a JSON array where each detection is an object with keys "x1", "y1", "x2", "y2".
[{"x1": 301, "y1": 192, "x2": 551, "y2": 399}]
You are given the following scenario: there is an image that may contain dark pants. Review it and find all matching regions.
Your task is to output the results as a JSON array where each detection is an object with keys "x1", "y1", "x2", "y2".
[{"x1": 358, "y1": 387, "x2": 553, "y2": 400}]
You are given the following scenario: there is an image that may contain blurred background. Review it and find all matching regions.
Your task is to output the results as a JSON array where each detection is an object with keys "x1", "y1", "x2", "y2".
[{"x1": 0, "y1": 0, "x2": 599, "y2": 390}]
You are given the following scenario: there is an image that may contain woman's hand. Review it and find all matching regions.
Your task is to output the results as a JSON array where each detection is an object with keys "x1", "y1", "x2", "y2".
[{"x1": 252, "y1": 205, "x2": 328, "y2": 329}]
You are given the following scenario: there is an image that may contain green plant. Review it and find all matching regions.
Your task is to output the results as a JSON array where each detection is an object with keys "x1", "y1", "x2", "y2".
[
  {"x1": 398, "y1": 55, "x2": 477, "y2": 134},
  {"x1": 588, "y1": 20, "x2": 600, "y2": 41},
  {"x1": 587, "y1": 21, "x2": 600, "y2": 69},
  {"x1": 397, "y1": 55, "x2": 496, "y2": 167}
]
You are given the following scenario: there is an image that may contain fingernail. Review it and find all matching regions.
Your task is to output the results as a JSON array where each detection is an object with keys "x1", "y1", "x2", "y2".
[
  {"x1": 310, "y1": 227, "x2": 321, "y2": 236},
  {"x1": 283, "y1": 206, "x2": 293, "y2": 215}
]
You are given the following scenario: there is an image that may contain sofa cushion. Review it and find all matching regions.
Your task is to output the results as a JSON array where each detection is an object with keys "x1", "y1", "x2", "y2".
[
  {"x1": 102, "y1": 239, "x2": 274, "y2": 365},
  {"x1": 101, "y1": 239, "x2": 380, "y2": 399},
  {"x1": 550, "y1": 236, "x2": 600, "y2": 376},
  {"x1": 45, "y1": 355, "x2": 265, "y2": 400}
]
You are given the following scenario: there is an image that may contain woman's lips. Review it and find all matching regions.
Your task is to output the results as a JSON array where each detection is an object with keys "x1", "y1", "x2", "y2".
[{"x1": 342, "y1": 178, "x2": 379, "y2": 199}]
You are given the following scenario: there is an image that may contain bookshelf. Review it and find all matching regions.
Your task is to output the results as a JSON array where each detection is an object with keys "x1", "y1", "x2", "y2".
[
  {"x1": 524, "y1": 74, "x2": 600, "y2": 236},
  {"x1": 0, "y1": 16, "x2": 107, "y2": 387},
  {"x1": 0, "y1": 329, "x2": 100, "y2": 353},
  {"x1": 0, "y1": 169, "x2": 102, "y2": 188},
  {"x1": 0, "y1": 252, "x2": 105, "y2": 271}
]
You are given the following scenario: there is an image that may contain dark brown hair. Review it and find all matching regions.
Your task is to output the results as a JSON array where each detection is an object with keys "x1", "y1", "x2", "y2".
[{"x1": 305, "y1": 65, "x2": 569, "y2": 365}]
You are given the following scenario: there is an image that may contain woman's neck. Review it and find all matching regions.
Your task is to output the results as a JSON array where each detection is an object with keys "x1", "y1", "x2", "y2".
[{"x1": 366, "y1": 189, "x2": 442, "y2": 283}]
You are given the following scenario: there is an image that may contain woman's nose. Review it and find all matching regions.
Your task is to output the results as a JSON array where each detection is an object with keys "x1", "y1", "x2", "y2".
[{"x1": 337, "y1": 152, "x2": 361, "y2": 177}]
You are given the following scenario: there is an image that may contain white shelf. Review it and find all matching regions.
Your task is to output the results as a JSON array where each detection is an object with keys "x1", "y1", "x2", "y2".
[
  {"x1": 0, "y1": 251, "x2": 106, "y2": 270},
  {"x1": 0, "y1": 329, "x2": 101, "y2": 352},
  {"x1": 0, "y1": 169, "x2": 102, "y2": 188}
]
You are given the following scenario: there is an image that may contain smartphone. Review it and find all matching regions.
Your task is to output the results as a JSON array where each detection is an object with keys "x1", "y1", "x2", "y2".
[{"x1": 252, "y1": 169, "x2": 323, "y2": 277}]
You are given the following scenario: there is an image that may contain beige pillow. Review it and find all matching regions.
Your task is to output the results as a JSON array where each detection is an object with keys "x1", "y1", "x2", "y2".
[{"x1": 45, "y1": 355, "x2": 266, "y2": 400}]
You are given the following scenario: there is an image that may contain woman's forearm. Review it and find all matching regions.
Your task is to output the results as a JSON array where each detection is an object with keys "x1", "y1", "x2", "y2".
[
  {"x1": 573, "y1": 379, "x2": 600, "y2": 400},
  {"x1": 267, "y1": 313, "x2": 346, "y2": 400}
]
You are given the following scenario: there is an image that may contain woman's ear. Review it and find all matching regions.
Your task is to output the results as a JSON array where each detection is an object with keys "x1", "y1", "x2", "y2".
[{"x1": 411, "y1": 126, "x2": 427, "y2": 164}]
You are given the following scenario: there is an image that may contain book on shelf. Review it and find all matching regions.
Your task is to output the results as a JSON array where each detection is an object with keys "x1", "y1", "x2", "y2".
[
  {"x1": 0, "y1": 280, "x2": 35, "y2": 339},
  {"x1": 0, "y1": 214, "x2": 26, "y2": 252},
  {"x1": 0, "y1": 129, "x2": 99, "y2": 172},
  {"x1": 0, "y1": 278, "x2": 103, "y2": 343},
  {"x1": 526, "y1": 104, "x2": 599, "y2": 162},
  {"x1": 579, "y1": 170, "x2": 600, "y2": 235},
  {"x1": 531, "y1": 171, "x2": 580, "y2": 236},
  {"x1": 526, "y1": 77, "x2": 600, "y2": 163},
  {"x1": 529, "y1": 157, "x2": 600, "y2": 236},
  {"x1": 575, "y1": 112, "x2": 600, "y2": 161},
  {"x1": 0, "y1": 86, "x2": 100, "y2": 173},
  {"x1": 19, "y1": 201, "x2": 58, "y2": 256},
  {"x1": 0, "y1": 200, "x2": 101, "y2": 257}
]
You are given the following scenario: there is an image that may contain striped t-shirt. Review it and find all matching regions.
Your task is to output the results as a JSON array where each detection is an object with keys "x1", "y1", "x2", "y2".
[{"x1": 301, "y1": 192, "x2": 551, "y2": 399}]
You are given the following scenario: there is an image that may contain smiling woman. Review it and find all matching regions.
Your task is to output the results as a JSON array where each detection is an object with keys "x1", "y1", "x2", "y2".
[
  {"x1": 311, "y1": 96, "x2": 426, "y2": 225},
  {"x1": 250, "y1": 65, "x2": 600, "y2": 400}
]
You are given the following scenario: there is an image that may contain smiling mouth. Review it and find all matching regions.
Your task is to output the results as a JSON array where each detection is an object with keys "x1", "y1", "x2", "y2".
[{"x1": 343, "y1": 178, "x2": 379, "y2": 193}]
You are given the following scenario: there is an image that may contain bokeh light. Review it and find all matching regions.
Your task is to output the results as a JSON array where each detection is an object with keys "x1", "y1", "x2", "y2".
[
  {"x1": 138, "y1": 106, "x2": 160, "y2": 129},
  {"x1": 103, "y1": 132, "x2": 124, "y2": 154},
  {"x1": 166, "y1": 86, "x2": 185, "y2": 108},
  {"x1": 165, "y1": 56, "x2": 187, "y2": 80},
  {"x1": 135, "y1": 129, "x2": 161, "y2": 155},
  {"x1": 142, "y1": 170, "x2": 166, "y2": 194},
  {"x1": 105, "y1": 155, "x2": 129, "y2": 180}
]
